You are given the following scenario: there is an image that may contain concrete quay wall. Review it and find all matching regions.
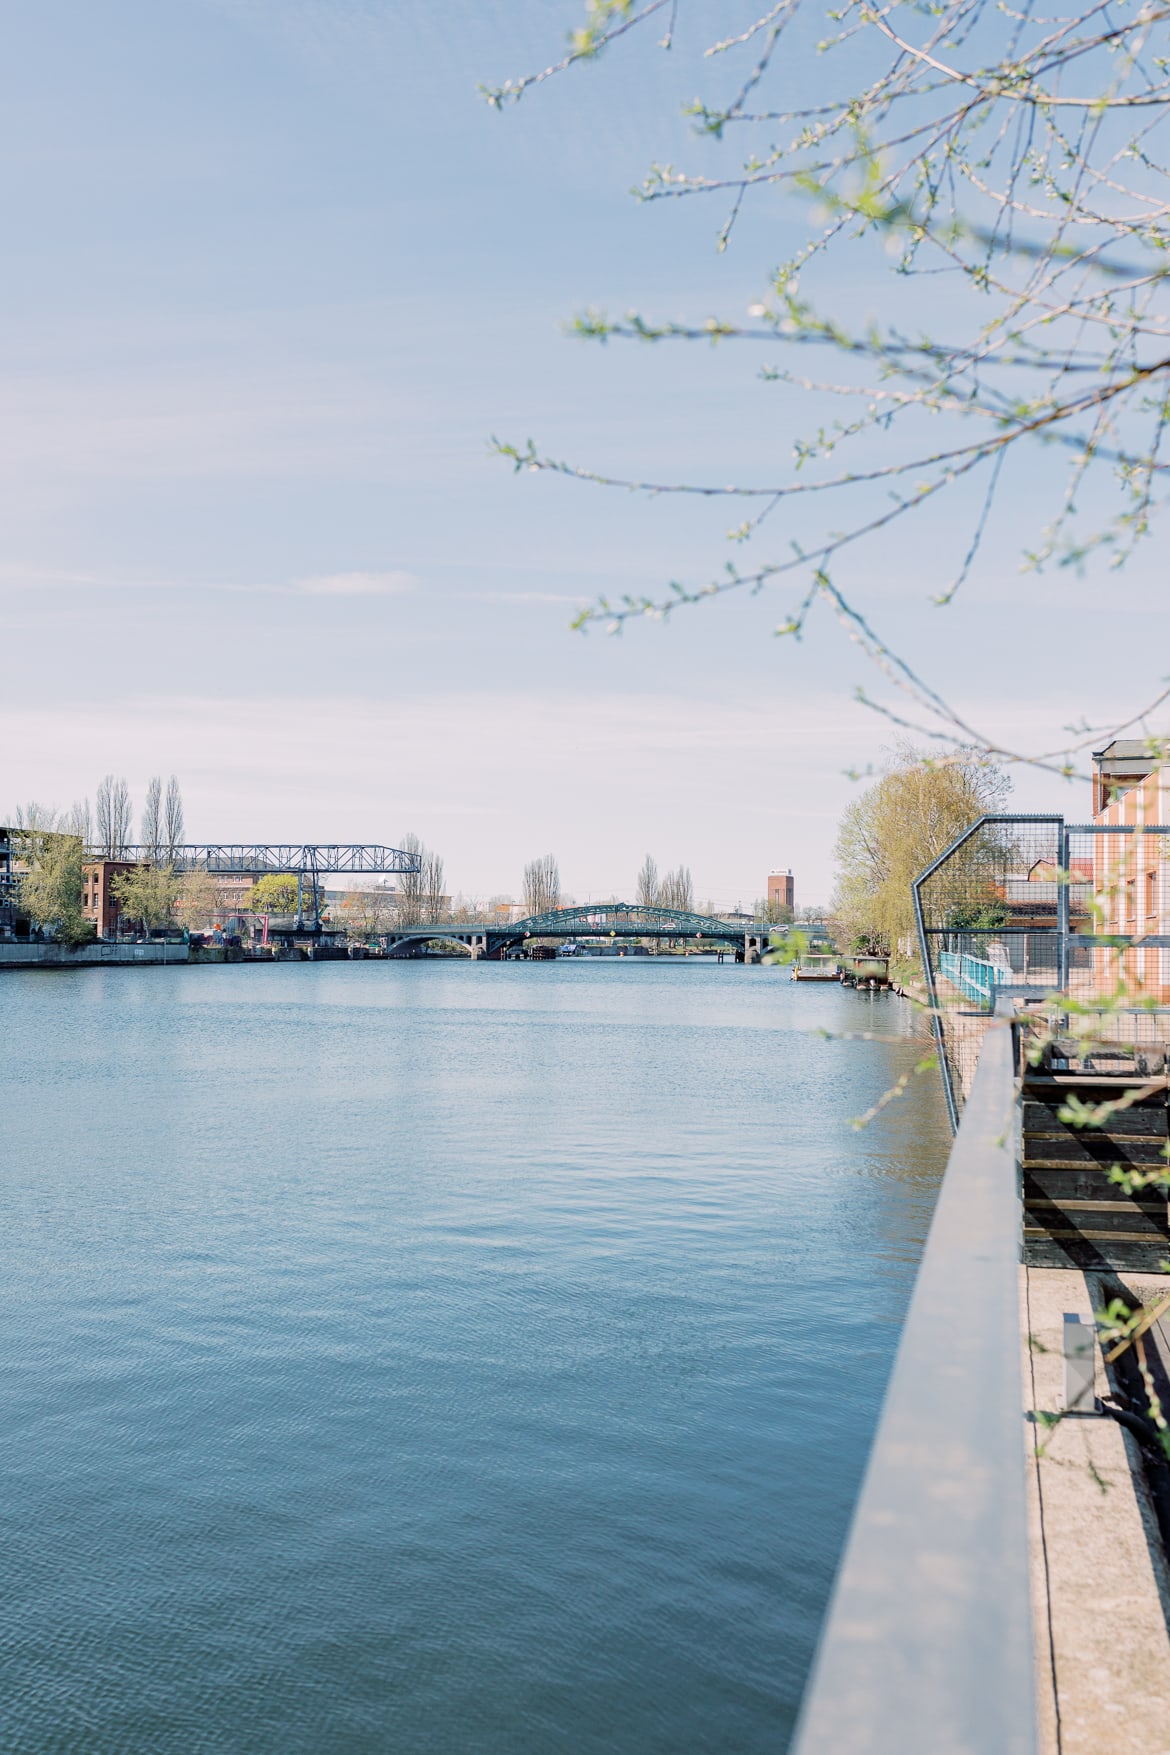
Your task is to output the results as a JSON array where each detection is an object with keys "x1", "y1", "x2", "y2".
[{"x1": 0, "y1": 942, "x2": 189, "y2": 969}]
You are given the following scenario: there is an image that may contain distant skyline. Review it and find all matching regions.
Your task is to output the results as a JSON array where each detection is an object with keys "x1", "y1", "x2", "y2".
[{"x1": 1, "y1": 3, "x2": 1151, "y2": 903}]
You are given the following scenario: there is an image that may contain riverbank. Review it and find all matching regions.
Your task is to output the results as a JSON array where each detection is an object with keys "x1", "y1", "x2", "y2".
[{"x1": 0, "y1": 941, "x2": 188, "y2": 968}]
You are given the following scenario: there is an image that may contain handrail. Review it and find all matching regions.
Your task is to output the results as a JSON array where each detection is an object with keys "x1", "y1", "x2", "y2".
[
  {"x1": 939, "y1": 949, "x2": 1004, "y2": 1005},
  {"x1": 791, "y1": 1011, "x2": 1035, "y2": 1754}
]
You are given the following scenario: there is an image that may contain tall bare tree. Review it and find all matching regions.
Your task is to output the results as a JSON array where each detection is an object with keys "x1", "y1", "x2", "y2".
[
  {"x1": 523, "y1": 853, "x2": 560, "y2": 917},
  {"x1": 659, "y1": 865, "x2": 694, "y2": 914},
  {"x1": 66, "y1": 797, "x2": 93, "y2": 849},
  {"x1": 394, "y1": 834, "x2": 446, "y2": 924},
  {"x1": 395, "y1": 833, "x2": 425, "y2": 925},
  {"x1": 163, "y1": 776, "x2": 184, "y2": 858},
  {"x1": 423, "y1": 849, "x2": 447, "y2": 921},
  {"x1": 95, "y1": 775, "x2": 132, "y2": 858},
  {"x1": 636, "y1": 854, "x2": 659, "y2": 909},
  {"x1": 141, "y1": 777, "x2": 163, "y2": 860}
]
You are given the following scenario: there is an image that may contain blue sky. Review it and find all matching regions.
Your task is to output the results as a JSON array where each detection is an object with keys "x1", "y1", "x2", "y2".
[{"x1": 2, "y1": 2, "x2": 1162, "y2": 905}]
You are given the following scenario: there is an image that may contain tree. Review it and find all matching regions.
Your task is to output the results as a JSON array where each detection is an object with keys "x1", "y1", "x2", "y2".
[
  {"x1": 141, "y1": 777, "x2": 163, "y2": 859},
  {"x1": 395, "y1": 833, "x2": 426, "y2": 925},
  {"x1": 12, "y1": 808, "x2": 91, "y2": 945},
  {"x1": 423, "y1": 848, "x2": 447, "y2": 921},
  {"x1": 175, "y1": 868, "x2": 223, "y2": 932},
  {"x1": 636, "y1": 853, "x2": 659, "y2": 908},
  {"x1": 338, "y1": 885, "x2": 397, "y2": 940},
  {"x1": 68, "y1": 796, "x2": 93, "y2": 849},
  {"x1": 523, "y1": 853, "x2": 561, "y2": 917},
  {"x1": 244, "y1": 873, "x2": 301, "y2": 915},
  {"x1": 95, "y1": 775, "x2": 132, "y2": 857},
  {"x1": 755, "y1": 894, "x2": 793, "y2": 928},
  {"x1": 833, "y1": 746, "x2": 1009, "y2": 959},
  {"x1": 659, "y1": 865, "x2": 694, "y2": 913},
  {"x1": 23, "y1": 841, "x2": 89, "y2": 944},
  {"x1": 110, "y1": 863, "x2": 180, "y2": 933},
  {"x1": 393, "y1": 834, "x2": 446, "y2": 924},
  {"x1": 491, "y1": 5, "x2": 1170, "y2": 776},
  {"x1": 163, "y1": 776, "x2": 184, "y2": 858}
]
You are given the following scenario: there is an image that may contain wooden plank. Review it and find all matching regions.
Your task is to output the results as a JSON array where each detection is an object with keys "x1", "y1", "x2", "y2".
[
  {"x1": 1024, "y1": 1237, "x2": 1170, "y2": 1271},
  {"x1": 1024, "y1": 1198, "x2": 1166, "y2": 1214},
  {"x1": 1024, "y1": 1209, "x2": 1170, "y2": 1237},
  {"x1": 1024, "y1": 1167, "x2": 1167, "y2": 1201},
  {"x1": 1023, "y1": 1134, "x2": 1168, "y2": 1164},
  {"x1": 1025, "y1": 1224, "x2": 1169, "y2": 1240},
  {"x1": 1023, "y1": 1104, "x2": 1168, "y2": 1136}
]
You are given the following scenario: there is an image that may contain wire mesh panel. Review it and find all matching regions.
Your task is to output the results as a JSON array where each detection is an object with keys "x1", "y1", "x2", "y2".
[
  {"x1": 1067, "y1": 823, "x2": 1170, "y2": 1005},
  {"x1": 914, "y1": 815, "x2": 1170, "y2": 1125},
  {"x1": 914, "y1": 817, "x2": 1061, "y2": 1120}
]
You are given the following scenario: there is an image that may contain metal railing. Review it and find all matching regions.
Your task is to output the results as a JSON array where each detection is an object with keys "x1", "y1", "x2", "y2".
[
  {"x1": 791, "y1": 1010, "x2": 1034, "y2": 1754},
  {"x1": 938, "y1": 950, "x2": 1004, "y2": 1006}
]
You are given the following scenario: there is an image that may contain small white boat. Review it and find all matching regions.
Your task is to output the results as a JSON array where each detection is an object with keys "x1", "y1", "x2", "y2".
[{"x1": 791, "y1": 953, "x2": 841, "y2": 982}]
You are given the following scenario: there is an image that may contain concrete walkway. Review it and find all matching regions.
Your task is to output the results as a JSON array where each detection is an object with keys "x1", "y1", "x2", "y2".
[{"x1": 1023, "y1": 1265, "x2": 1170, "y2": 1754}]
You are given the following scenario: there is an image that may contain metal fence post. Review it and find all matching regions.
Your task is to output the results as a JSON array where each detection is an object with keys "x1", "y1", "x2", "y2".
[
  {"x1": 1060, "y1": 1313, "x2": 1096, "y2": 1414},
  {"x1": 1056, "y1": 819, "x2": 1070, "y2": 994}
]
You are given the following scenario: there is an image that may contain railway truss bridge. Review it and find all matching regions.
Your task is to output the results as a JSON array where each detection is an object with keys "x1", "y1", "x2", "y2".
[{"x1": 382, "y1": 902, "x2": 769, "y2": 963}]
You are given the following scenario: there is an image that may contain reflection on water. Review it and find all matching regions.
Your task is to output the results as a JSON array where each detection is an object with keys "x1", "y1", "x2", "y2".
[{"x1": 1, "y1": 960, "x2": 948, "y2": 1754}]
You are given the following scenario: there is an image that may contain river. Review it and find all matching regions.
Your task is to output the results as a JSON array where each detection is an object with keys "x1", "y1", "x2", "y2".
[{"x1": 1, "y1": 958, "x2": 949, "y2": 1753}]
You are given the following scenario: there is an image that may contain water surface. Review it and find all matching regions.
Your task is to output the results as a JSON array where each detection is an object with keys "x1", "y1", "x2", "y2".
[{"x1": 1, "y1": 959, "x2": 949, "y2": 1753}]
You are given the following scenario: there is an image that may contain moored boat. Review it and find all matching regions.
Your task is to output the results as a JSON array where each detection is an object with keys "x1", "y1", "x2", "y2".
[
  {"x1": 791, "y1": 953, "x2": 841, "y2": 981},
  {"x1": 840, "y1": 954, "x2": 890, "y2": 989}
]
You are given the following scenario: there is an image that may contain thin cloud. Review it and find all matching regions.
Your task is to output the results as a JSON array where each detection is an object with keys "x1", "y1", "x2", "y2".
[
  {"x1": 473, "y1": 590, "x2": 590, "y2": 607},
  {"x1": 297, "y1": 571, "x2": 417, "y2": 598}
]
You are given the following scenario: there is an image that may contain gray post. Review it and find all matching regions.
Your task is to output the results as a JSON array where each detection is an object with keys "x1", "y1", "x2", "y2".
[
  {"x1": 1060, "y1": 1313, "x2": 1096, "y2": 1414},
  {"x1": 1056, "y1": 820, "x2": 1070, "y2": 994}
]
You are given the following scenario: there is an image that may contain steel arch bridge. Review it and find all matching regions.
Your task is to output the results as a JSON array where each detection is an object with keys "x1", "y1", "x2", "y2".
[
  {"x1": 382, "y1": 901, "x2": 767, "y2": 961},
  {"x1": 510, "y1": 902, "x2": 750, "y2": 941}
]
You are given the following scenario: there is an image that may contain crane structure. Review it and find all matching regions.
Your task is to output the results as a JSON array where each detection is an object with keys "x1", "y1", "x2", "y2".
[{"x1": 98, "y1": 843, "x2": 422, "y2": 931}]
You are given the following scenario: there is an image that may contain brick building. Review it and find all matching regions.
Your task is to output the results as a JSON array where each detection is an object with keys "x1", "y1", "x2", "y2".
[
  {"x1": 82, "y1": 860, "x2": 141, "y2": 939},
  {"x1": 1089, "y1": 739, "x2": 1170, "y2": 999},
  {"x1": 767, "y1": 869, "x2": 794, "y2": 913}
]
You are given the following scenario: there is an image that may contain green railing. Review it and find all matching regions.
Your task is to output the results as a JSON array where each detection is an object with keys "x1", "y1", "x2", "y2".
[{"x1": 939, "y1": 950, "x2": 1003, "y2": 1006}]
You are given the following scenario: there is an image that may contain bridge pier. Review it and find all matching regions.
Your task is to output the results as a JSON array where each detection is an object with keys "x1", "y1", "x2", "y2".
[
  {"x1": 469, "y1": 933, "x2": 489, "y2": 961},
  {"x1": 744, "y1": 932, "x2": 764, "y2": 965}
]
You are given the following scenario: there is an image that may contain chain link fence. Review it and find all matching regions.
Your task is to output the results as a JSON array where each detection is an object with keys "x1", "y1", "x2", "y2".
[{"x1": 913, "y1": 815, "x2": 1170, "y2": 1126}]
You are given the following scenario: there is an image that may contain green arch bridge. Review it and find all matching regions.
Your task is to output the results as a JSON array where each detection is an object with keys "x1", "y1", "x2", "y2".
[{"x1": 381, "y1": 902, "x2": 768, "y2": 962}]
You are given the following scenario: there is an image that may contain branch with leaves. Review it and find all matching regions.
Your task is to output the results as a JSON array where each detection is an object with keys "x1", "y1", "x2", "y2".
[{"x1": 492, "y1": 0, "x2": 1170, "y2": 773}]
